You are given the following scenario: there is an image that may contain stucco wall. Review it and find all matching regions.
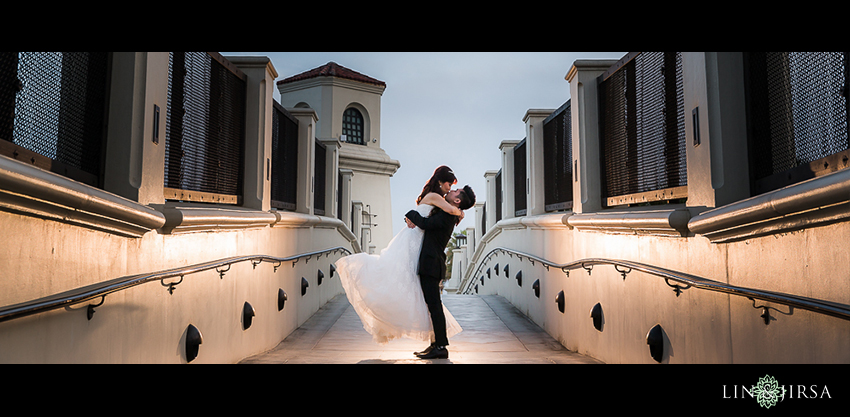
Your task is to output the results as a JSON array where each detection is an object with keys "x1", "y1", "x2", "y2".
[
  {"x1": 465, "y1": 213, "x2": 850, "y2": 364},
  {"x1": 0, "y1": 209, "x2": 352, "y2": 364}
]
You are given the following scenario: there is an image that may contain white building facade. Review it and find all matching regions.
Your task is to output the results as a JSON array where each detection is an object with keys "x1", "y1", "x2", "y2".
[{"x1": 277, "y1": 62, "x2": 400, "y2": 254}]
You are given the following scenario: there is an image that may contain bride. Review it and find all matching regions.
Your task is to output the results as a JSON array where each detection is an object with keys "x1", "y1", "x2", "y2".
[{"x1": 334, "y1": 166, "x2": 464, "y2": 345}]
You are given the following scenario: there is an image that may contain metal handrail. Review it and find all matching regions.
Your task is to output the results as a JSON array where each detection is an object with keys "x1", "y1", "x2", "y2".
[
  {"x1": 461, "y1": 247, "x2": 850, "y2": 322},
  {"x1": 0, "y1": 247, "x2": 351, "y2": 324}
]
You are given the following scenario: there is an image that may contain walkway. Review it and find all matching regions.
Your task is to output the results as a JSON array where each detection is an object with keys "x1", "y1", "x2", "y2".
[{"x1": 240, "y1": 293, "x2": 603, "y2": 364}]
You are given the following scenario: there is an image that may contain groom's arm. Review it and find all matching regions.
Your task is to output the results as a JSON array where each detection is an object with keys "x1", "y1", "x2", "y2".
[{"x1": 405, "y1": 209, "x2": 456, "y2": 231}]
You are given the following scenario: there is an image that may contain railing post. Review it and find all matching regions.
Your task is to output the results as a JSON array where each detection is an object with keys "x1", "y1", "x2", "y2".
[
  {"x1": 473, "y1": 202, "x2": 485, "y2": 242},
  {"x1": 318, "y1": 138, "x2": 340, "y2": 218},
  {"x1": 566, "y1": 59, "x2": 619, "y2": 214},
  {"x1": 465, "y1": 226, "x2": 476, "y2": 257},
  {"x1": 227, "y1": 56, "x2": 278, "y2": 211},
  {"x1": 102, "y1": 52, "x2": 170, "y2": 206},
  {"x1": 499, "y1": 140, "x2": 520, "y2": 220},
  {"x1": 446, "y1": 247, "x2": 464, "y2": 292},
  {"x1": 524, "y1": 109, "x2": 554, "y2": 216},
  {"x1": 287, "y1": 108, "x2": 318, "y2": 215},
  {"x1": 339, "y1": 169, "x2": 354, "y2": 228},
  {"x1": 484, "y1": 170, "x2": 499, "y2": 231},
  {"x1": 682, "y1": 52, "x2": 751, "y2": 210}
]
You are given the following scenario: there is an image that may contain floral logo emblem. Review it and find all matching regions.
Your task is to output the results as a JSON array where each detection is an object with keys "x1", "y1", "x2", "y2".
[{"x1": 752, "y1": 375, "x2": 785, "y2": 409}]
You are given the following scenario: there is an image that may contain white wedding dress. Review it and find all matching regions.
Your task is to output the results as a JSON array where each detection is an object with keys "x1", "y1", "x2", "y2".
[{"x1": 335, "y1": 203, "x2": 463, "y2": 344}]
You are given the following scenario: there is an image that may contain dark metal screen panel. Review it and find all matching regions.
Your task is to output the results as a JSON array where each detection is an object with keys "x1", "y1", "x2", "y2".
[
  {"x1": 337, "y1": 171, "x2": 343, "y2": 220},
  {"x1": 313, "y1": 138, "x2": 326, "y2": 216},
  {"x1": 543, "y1": 99, "x2": 573, "y2": 211},
  {"x1": 0, "y1": 52, "x2": 110, "y2": 188},
  {"x1": 495, "y1": 169, "x2": 502, "y2": 222},
  {"x1": 744, "y1": 52, "x2": 850, "y2": 195},
  {"x1": 164, "y1": 52, "x2": 246, "y2": 204},
  {"x1": 514, "y1": 138, "x2": 527, "y2": 216},
  {"x1": 599, "y1": 52, "x2": 687, "y2": 207},
  {"x1": 271, "y1": 100, "x2": 298, "y2": 210}
]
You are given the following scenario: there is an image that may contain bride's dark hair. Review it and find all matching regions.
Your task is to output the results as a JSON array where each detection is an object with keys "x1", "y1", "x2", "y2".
[{"x1": 416, "y1": 165, "x2": 457, "y2": 204}]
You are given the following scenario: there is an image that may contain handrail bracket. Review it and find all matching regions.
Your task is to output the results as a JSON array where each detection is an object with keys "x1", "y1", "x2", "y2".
[
  {"x1": 216, "y1": 264, "x2": 231, "y2": 279},
  {"x1": 162, "y1": 275, "x2": 184, "y2": 294},
  {"x1": 664, "y1": 278, "x2": 690, "y2": 297},
  {"x1": 87, "y1": 296, "x2": 105, "y2": 320}
]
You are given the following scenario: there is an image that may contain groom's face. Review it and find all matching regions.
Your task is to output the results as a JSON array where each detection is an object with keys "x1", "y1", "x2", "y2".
[{"x1": 445, "y1": 189, "x2": 462, "y2": 207}]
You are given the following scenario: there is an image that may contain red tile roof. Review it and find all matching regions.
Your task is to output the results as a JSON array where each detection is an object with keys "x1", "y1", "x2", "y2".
[{"x1": 277, "y1": 61, "x2": 386, "y2": 87}]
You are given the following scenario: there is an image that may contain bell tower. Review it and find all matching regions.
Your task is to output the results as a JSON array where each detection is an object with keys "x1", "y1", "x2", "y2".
[{"x1": 277, "y1": 62, "x2": 400, "y2": 253}]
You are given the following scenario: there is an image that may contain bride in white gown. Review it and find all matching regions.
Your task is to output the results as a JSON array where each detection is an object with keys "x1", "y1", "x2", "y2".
[{"x1": 334, "y1": 166, "x2": 464, "y2": 344}]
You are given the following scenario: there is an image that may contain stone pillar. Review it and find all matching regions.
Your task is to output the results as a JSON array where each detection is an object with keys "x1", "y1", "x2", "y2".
[
  {"x1": 484, "y1": 170, "x2": 499, "y2": 231},
  {"x1": 465, "y1": 226, "x2": 476, "y2": 257},
  {"x1": 103, "y1": 52, "x2": 170, "y2": 206},
  {"x1": 566, "y1": 59, "x2": 619, "y2": 214},
  {"x1": 228, "y1": 56, "x2": 278, "y2": 212},
  {"x1": 318, "y1": 138, "x2": 340, "y2": 218},
  {"x1": 473, "y1": 202, "x2": 485, "y2": 243},
  {"x1": 500, "y1": 140, "x2": 520, "y2": 219},
  {"x1": 446, "y1": 247, "x2": 465, "y2": 292},
  {"x1": 339, "y1": 169, "x2": 354, "y2": 228},
  {"x1": 288, "y1": 108, "x2": 318, "y2": 215},
  {"x1": 351, "y1": 200, "x2": 363, "y2": 235},
  {"x1": 682, "y1": 52, "x2": 751, "y2": 212},
  {"x1": 524, "y1": 109, "x2": 554, "y2": 216}
]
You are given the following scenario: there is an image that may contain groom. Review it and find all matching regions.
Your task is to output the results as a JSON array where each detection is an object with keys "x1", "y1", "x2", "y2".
[{"x1": 404, "y1": 185, "x2": 476, "y2": 359}]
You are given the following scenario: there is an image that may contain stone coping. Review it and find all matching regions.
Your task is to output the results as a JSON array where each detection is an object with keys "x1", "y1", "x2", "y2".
[
  {"x1": 688, "y1": 168, "x2": 850, "y2": 243},
  {"x1": 0, "y1": 154, "x2": 359, "y2": 250},
  {"x1": 0, "y1": 155, "x2": 165, "y2": 238}
]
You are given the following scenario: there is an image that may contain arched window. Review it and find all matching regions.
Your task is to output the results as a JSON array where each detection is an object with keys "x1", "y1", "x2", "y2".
[{"x1": 342, "y1": 107, "x2": 364, "y2": 145}]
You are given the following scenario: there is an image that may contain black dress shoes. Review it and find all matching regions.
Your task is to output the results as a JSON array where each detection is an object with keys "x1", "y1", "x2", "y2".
[
  {"x1": 416, "y1": 345, "x2": 448, "y2": 359},
  {"x1": 414, "y1": 344, "x2": 435, "y2": 357}
]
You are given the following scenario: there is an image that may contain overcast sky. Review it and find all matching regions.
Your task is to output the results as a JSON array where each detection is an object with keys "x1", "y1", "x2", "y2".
[{"x1": 222, "y1": 52, "x2": 626, "y2": 238}]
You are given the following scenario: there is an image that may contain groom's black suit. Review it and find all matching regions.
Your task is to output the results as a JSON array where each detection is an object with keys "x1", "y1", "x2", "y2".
[{"x1": 405, "y1": 206, "x2": 458, "y2": 347}]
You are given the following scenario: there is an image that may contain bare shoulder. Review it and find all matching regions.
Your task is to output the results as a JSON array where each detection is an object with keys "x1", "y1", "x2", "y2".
[{"x1": 420, "y1": 192, "x2": 442, "y2": 204}]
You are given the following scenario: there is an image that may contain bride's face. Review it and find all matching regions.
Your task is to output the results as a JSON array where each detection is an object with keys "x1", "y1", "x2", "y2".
[{"x1": 439, "y1": 181, "x2": 452, "y2": 195}]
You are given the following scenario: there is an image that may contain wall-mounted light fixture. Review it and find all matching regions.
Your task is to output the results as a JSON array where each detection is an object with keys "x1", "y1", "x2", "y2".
[
  {"x1": 243, "y1": 302, "x2": 255, "y2": 330},
  {"x1": 186, "y1": 324, "x2": 203, "y2": 363},
  {"x1": 646, "y1": 324, "x2": 664, "y2": 363},
  {"x1": 555, "y1": 291, "x2": 565, "y2": 313},
  {"x1": 278, "y1": 289, "x2": 288, "y2": 311},
  {"x1": 590, "y1": 303, "x2": 604, "y2": 331},
  {"x1": 301, "y1": 277, "x2": 309, "y2": 296}
]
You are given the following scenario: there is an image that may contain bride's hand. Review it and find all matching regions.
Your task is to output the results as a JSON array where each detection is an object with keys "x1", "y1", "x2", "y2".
[{"x1": 455, "y1": 210, "x2": 465, "y2": 225}]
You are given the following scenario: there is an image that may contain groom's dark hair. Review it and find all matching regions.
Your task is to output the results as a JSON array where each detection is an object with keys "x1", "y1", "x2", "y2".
[{"x1": 457, "y1": 185, "x2": 475, "y2": 211}]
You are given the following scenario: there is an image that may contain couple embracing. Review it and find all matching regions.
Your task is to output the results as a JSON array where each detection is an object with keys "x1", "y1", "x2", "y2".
[{"x1": 335, "y1": 166, "x2": 475, "y2": 360}]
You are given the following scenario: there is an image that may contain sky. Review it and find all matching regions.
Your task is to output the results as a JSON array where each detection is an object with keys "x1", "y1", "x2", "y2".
[{"x1": 222, "y1": 52, "x2": 626, "y2": 237}]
